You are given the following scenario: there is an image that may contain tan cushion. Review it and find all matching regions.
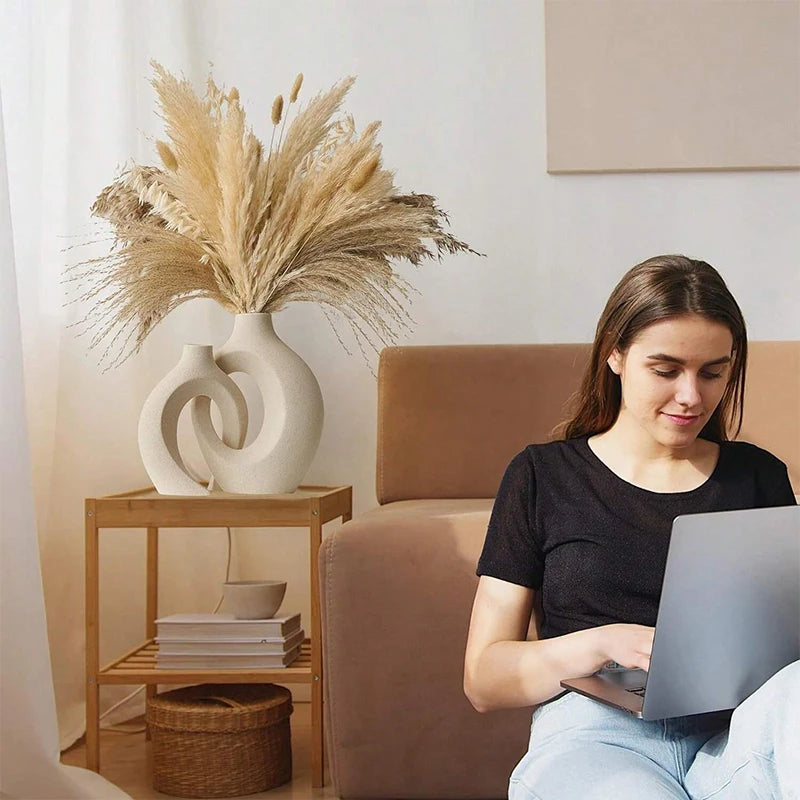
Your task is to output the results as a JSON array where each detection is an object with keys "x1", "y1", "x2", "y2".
[
  {"x1": 740, "y1": 341, "x2": 800, "y2": 490},
  {"x1": 377, "y1": 341, "x2": 799, "y2": 503},
  {"x1": 377, "y1": 344, "x2": 591, "y2": 503}
]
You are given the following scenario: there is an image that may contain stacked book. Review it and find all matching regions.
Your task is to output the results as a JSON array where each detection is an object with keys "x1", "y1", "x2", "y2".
[{"x1": 154, "y1": 612, "x2": 304, "y2": 669}]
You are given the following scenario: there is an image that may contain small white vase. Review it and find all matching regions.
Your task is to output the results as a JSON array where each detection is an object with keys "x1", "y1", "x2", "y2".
[
  {"x1": 138, "y1": 344, "x2": 248, "y2": 496},
  {"x1": 192, "y1": 313, "x2": 324, "y2": 494}
]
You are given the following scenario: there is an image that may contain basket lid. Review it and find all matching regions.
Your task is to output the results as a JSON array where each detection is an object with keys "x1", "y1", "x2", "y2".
[{"x1": 146, "y1": 683, "x2": 292, "y2": 733}]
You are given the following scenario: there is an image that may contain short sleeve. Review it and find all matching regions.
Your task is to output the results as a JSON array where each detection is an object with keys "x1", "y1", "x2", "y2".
[
  {"x1": 756, "y1": 456, "x2": 797, "y2": 508},
  {"x1": 476, "y1": 449, "x2": 544, "y2": 589}
]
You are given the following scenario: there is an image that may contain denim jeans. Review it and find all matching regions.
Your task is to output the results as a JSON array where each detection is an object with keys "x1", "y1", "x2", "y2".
[{"x1": 508, "y1": 660, "x2": 800, "y2": 799}]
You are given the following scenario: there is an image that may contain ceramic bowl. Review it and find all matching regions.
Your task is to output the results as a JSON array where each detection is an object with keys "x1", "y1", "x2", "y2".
[{"x1": 222, "y1": 580, "x2": 287, "y2": 619}]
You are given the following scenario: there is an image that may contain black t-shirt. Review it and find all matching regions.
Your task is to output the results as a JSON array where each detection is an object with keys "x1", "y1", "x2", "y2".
[{"x1": 476, "y1": 437, "x2": 796, "y2": 640}]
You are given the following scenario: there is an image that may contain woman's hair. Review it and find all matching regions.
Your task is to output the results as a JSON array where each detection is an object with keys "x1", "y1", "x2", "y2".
[{"x1": 559, "y1": 254, "x2": 748, "y2": 442}]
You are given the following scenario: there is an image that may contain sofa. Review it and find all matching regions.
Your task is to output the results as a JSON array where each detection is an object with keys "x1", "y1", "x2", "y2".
[{"x1": 319, "y1": 341, "x2": 799, "y2": 800}]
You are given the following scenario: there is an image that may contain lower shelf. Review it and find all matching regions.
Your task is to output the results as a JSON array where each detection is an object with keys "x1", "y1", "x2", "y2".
[{"x1": 97, "y1": 639, "x2": 313, "y2": 684}]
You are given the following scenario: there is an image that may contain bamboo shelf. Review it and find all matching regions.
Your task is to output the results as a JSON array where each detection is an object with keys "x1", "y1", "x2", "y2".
[
  {"x1": 85, "y1": 484, "x2": 352, "y2": 789},
  {"x1": 98, "y1": 639, "x2": 313, "y2": 684}
]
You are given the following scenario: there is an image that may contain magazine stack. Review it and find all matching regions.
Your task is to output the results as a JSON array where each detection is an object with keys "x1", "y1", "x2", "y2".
[{"x1": 154, "y1": 612, "x2": 304, "y2": 669}]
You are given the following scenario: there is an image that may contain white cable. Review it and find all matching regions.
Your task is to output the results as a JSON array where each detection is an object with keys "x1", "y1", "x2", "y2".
[
  {"x1": 99, "y1": 685, "x2": 146, "y2": 723},
  {"x1": 98, "y1": 526, "x2": 234, "y2": 733},
  {"x1": 211, "y1": 527, "x2": 233, "y2": 613}
]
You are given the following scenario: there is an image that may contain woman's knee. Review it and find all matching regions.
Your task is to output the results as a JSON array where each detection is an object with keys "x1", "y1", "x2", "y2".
[
  {"x1": 728, "y1": 659, "x2": 800, "y2": 746},
  {"x1": 508, "y1": 745, "x2": 689, "y2": 800},
  {"x1": 735, "y1": 660, "x2": 800, "y2": 718},
  {"x1": 762, "y1": 659, "x2": 800, "y2": 694}
]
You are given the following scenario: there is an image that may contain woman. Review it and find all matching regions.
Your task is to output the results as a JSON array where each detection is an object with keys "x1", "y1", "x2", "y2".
[{"x1": 463, "y1": 255, "x2": 798, "y2": 799}]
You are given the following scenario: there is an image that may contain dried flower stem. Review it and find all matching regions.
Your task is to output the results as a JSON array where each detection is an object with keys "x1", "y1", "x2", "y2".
[{"x1": 66, "y1": 62, "x2": 481, "y2": 368}]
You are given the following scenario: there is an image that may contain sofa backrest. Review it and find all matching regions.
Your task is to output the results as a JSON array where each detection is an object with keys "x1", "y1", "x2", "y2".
[{"x1": 376, "y1": 341, "x2": 800, "y2": 503}]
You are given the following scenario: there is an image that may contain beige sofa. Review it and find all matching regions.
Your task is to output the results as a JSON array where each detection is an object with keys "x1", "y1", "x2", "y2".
[{"x1": 319, "y1": 342, "x2": 799, "y2": 800}]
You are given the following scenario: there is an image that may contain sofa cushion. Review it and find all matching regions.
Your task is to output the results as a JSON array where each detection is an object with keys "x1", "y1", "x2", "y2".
[
  {"x1": 377, "y1": 344, "x2": 591, "y2": 503},
  {"x1": 377, "y1": 342, "x2": 800, "y2": 504}
]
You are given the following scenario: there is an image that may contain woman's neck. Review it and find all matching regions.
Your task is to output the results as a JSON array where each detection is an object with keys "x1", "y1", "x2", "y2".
[{"x1": 588, "y1": 422, "x2": 719, "y2": 493}]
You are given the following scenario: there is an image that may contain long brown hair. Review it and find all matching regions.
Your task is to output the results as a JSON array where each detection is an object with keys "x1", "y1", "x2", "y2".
[{"x1": 559, "y1": 255, "x2": 747, "y2": 442}]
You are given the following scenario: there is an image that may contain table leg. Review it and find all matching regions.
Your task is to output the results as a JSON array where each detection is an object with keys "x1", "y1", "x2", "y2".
[
  {"x1": 310, "y1": 499, "x2": 324, "y2": 787},
  {"x1": 85, "y1": 500, "x2": 100, "y2": 772},
  {"x1": 145, "y1": 527, "x2": 159, "y2": 740}
]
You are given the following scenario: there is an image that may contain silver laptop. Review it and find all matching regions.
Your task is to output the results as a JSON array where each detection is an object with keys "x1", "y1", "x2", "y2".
[{"x1": 560, "y1": 505, "x2": 800, "y2": 720}]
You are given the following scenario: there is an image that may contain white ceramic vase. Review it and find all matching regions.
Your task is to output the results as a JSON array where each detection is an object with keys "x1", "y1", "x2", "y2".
[
  {"x1": 191, "y1": 312, "x2": 324, "y2": 494},
  {"x1": 138, "y1": 344, "x2": 247, "y2": 496}
]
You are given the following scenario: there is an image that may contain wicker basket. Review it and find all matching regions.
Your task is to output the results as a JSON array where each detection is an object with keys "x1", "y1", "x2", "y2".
[{"x1": 146, "y1": 683, "x2": 293, "y2": 798}]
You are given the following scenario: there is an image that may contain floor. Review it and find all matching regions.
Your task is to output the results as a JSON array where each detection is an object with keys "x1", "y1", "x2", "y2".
[{"x1": 61, "y1": 701, "x2": 339, "y2": 799}]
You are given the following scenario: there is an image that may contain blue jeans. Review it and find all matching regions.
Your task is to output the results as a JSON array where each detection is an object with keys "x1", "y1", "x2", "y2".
[{"x1": 509, "y1": 660, "x2": 800, "y2": 799}]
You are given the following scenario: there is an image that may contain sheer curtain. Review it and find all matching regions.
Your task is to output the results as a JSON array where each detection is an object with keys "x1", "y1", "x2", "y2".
[
  {"x1": 0, "y1": 87, "x2": 129, "y2": 799},
  {"x1": 0, "y1": 1, "x2": 210, "y2": 794}
]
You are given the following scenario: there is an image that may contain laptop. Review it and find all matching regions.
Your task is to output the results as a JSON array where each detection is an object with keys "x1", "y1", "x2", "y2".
[{"x1": 560, "y1": 504, "x2": 799, "y2": 720}]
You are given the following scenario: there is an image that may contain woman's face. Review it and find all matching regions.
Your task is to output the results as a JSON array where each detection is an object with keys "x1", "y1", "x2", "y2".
[{"x1": 608, "y1": 314, "x2": 734, "y2": 451}]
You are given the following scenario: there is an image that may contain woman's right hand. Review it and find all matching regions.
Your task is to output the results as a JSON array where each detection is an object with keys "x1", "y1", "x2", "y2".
[{"x1": 596, "y1": 624, "x2": 655, "y2": 672}]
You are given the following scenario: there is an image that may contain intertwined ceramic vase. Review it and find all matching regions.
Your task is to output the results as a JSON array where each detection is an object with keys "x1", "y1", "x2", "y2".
[
  {"x1": 138, "y1": 313, "x2": 324, "y2": 495},
  {"x1": 192, "y1": 313, "x2": 324, "y2": 494}
]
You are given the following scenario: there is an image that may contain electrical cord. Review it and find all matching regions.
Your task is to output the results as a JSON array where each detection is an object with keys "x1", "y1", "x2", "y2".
[
  {"x1": 211, "y1": 527, "x2": 232, "y2": 614},
  {"x1": 98, "y1": 527, "x2": 233, "y2": 734}
]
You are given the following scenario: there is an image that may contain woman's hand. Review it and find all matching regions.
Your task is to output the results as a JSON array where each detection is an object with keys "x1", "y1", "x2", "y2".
[{"x1": 596, "y1": 624, "x2": 655, "y2": 672}]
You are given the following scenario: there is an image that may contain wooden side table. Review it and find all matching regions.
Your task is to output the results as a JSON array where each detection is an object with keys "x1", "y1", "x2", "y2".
[{"x1": 85, "y1": 484, "x2": 352, "y2": 788}]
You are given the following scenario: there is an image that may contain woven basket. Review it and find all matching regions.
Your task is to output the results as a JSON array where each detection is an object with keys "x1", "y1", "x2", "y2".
[{"x1": 146, "y1": 683, "x2": 293, "y2": 798}]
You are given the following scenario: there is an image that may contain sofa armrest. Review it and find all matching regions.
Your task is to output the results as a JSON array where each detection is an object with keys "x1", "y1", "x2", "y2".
[{"x1": 320, "y1": 500, "x2": 532, "y2": 799}]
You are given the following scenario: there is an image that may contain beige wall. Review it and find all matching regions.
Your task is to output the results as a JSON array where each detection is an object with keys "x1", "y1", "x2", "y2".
[{"x1": 545, "y1": 0, "x2": 800, "y2": 173}]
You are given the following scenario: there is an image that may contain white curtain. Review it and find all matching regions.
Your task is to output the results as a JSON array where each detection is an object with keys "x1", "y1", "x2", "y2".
[
  {"x1": 0, "y1": 1, "x2": 213, "y2": 793},
  {"x1": 0, "y1": 83, "x2": 130, "y2": 800}
]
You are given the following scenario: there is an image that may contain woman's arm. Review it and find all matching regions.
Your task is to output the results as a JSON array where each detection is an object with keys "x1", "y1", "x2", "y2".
[{"x1": 463, "y1": 575, "x2": 654, "y2": 712}]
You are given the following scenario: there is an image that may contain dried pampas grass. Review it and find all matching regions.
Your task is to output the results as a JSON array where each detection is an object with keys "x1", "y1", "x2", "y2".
[{"x1": 67, "y1": 61, "x2": 480, "y2": 368}]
